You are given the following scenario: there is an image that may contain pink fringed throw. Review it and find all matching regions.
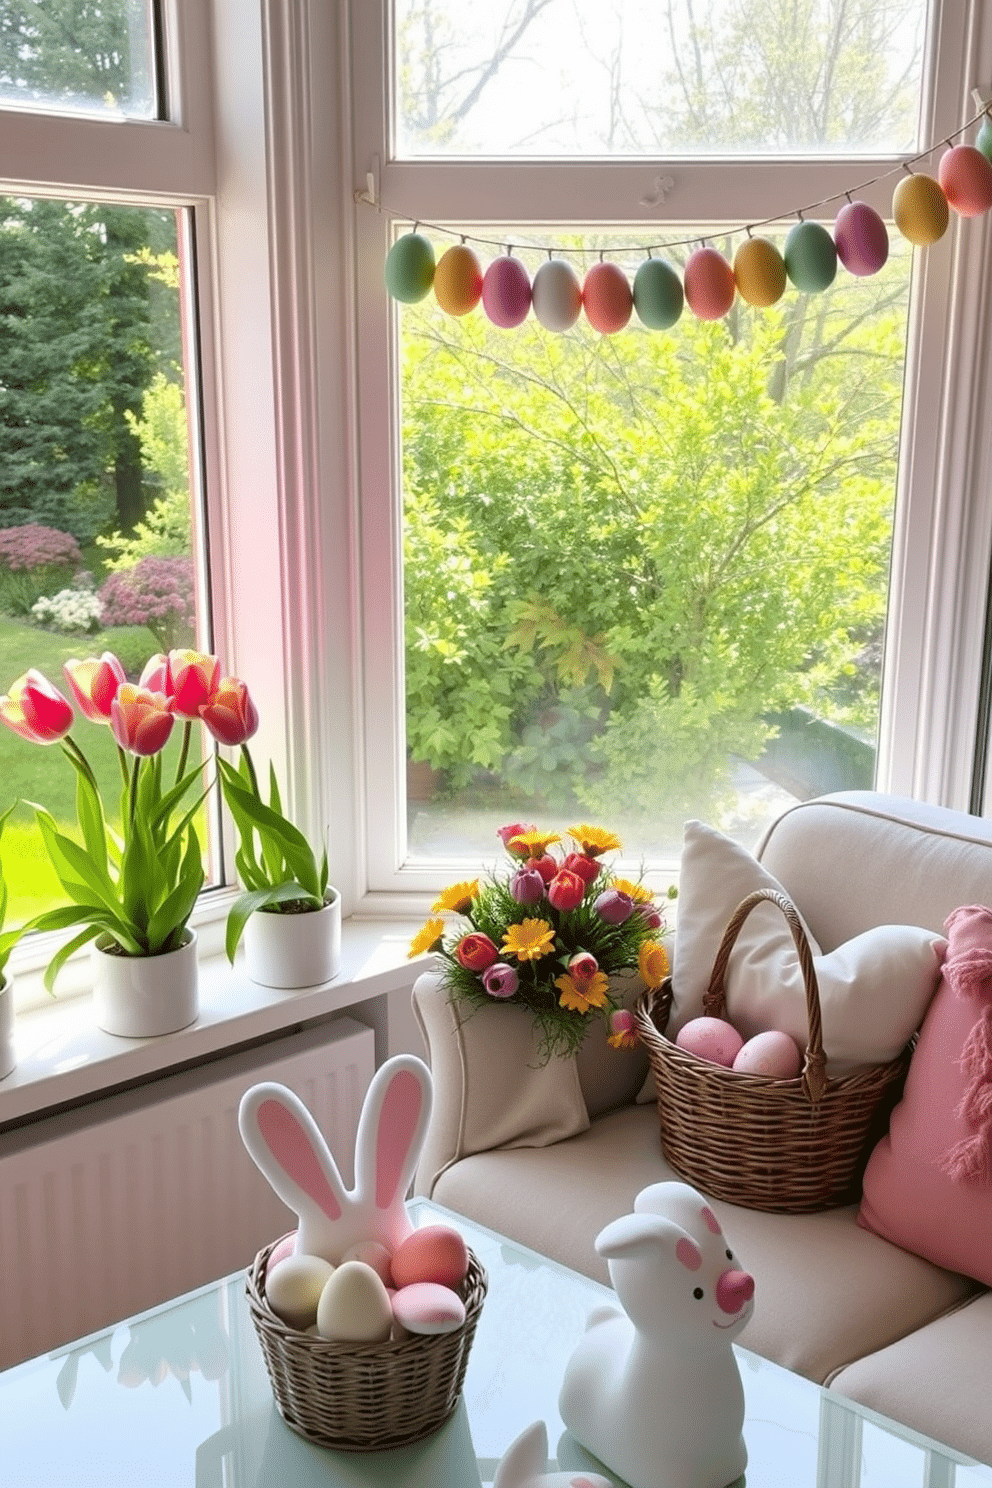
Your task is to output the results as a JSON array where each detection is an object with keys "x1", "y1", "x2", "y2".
[{"x1": 939, "y1": 906, "x2": 992, "y2": 1186}]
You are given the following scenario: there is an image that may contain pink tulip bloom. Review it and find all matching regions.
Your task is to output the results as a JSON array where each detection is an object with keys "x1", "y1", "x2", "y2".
[
  {"x1": 166, "y1": 649, "x2": 221, "y2": 719},
  {"x1": 497, "y1": 822, "x2": 536, "y2": 859},
  {"x1": 526, "y1": 854, "x2": 558, "y2": 884},
  {"x1": 139, "y1": 652, "x2": 169, "y2": 693},
  {"x1": 482, "y1": 962, "x2": 519, "y2": 998},
  {"x1": 594, "y1": 888, "x2": 634, "y2": 925},
  {"x1": 511, "y1": 867, "x2": 546, "y2": 905},
  {"x1": 200, "y1": 677, "x2": 260, "y2": 745},
  {"x1": 63, "y1": 653, "x2": 126, "y2": 723},
  {"x1": 111, "y1": 685, "x2": 175, "y2": 757},
  {"x1": 0, "y1": 669, "x2": 74, "y2": 744},
  {"x1": 547, "y1": 869, "x2": 586, "y2": 912}
]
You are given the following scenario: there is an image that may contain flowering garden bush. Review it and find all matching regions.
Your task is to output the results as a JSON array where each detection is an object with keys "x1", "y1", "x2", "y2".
[
  {"x1": 31, "y1": 587, "x2": 104, "y2": 634},
  {"x1": 97, "y1": 556, "x2": 195, "y2": 653},
  {"x1": 0, "y1": 524, "x2": 84, "y2": 615}
]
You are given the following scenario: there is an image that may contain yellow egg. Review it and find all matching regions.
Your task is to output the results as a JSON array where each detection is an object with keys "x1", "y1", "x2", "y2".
[
  {"x1": 433, "y1": 244, "x2": 483, "y2": 316},
  {"x1": 892, "y1": 173, "x2": 950, "y2": 246},
  {"x1": 733, "y1": 236, "x2": 787, "y2": 307},
  {"x1": 315, "y1": 1260, "x2": 393, "y2": 1343},
  {"x1": 265, "y1": 1253, "x2": 335, "y2": 1330}
]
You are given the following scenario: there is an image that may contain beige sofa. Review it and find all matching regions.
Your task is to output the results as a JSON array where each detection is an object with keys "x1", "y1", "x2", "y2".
[{"x1": 413, "y1": 791, "x2": 992, "y2": 1468}]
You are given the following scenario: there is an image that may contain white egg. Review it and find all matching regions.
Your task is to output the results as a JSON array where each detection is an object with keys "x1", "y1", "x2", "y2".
[
  {"x1": 531, "y1": 259, "x2": 583, "y2": 331},
  {"x1": 315, "y1": 1260, "x2": 394, "y2": 1343},
  {"x1": 265, "y1": 1253, "x2": 335, "y2": 1330}
]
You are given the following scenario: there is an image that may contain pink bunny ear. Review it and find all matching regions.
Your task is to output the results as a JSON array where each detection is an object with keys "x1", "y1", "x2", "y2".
[
  {"x1": 238, "y1": 1082, "x2": 347, "y2": 1248},
  {"x1": 355, "y1": 1055, "x2": 433, "y2": 1214}
]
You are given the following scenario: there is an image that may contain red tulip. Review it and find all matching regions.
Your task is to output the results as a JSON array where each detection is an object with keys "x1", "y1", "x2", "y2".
[
  {"x1": 139, "y1": 653, "x2": 169, "y2": 693},
  {"x1": 200, "y1": 677, "x2": 259, "y2": 745},
  {"x1": 166, "y1": 649, "x2": 221, "y2": 720},
  {"x1": 455, "y1": 933, "x2": 500, "y2": 972},
  {"x1": 547, "y1": 869, "x2": 586, "y2": 912},
  {"x1": 63, "y1": 653, "x2": 126, "y2": 723},
  {"x1": 526, "y1": 854, "x2": 558, "y2": 884},
  {"x1": 0, "y1": 669, "x2": 74, "y2": 744},
  {"x1": 562, "y1": 851, "x2": 600, "y2": 885},
  {"x1": 110, "y1": 685, "x2": 175, "y2": 757}
]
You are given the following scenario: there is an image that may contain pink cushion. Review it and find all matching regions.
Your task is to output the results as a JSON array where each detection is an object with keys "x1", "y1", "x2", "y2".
[{"x1": 858, "y1": 904, "x2": 992, "y2": 1285}]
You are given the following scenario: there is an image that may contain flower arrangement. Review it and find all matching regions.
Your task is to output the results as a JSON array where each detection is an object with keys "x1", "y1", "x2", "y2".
[{"x1": 409, "y1": 823, "x2": 672, "y2": 1062}]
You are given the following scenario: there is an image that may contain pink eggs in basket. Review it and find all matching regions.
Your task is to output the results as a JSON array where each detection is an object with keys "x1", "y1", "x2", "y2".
[
  {"x1": 391, "y1": 1223, "x2": 470, "y2": 1290},
  {"x1": 732, "y1": 1029, "x2": 803, "y2": 1080},
  {"x1": 675, "y1": 1015, "x2": 744, "y2": 1067}
]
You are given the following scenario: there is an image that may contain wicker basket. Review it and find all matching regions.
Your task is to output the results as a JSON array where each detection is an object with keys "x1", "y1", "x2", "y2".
[
  {"x1": 246, "y1": 1239, "x2": 488, "y2": 1451},
  {"x1": 635, "y1": 886, "x2": 913, "y2": 1213}
]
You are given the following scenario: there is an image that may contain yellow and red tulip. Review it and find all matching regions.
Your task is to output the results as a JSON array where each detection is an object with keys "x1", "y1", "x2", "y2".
[
  {"x1": 0, "y1": 669, "x2": 74, "y2": 744},
  {"x1": 63, "y1": 653, "x2": 126, "y2": 723},
  {"x1": 110, "y1": 685, "x2": 176, "y2": 757}
]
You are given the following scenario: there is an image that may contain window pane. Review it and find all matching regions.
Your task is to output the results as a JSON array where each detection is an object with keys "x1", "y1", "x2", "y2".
[
  {"x1": 0, "y1": 0, "x2": 156, "y2": 119},
  {"x1": 394, "y1": 0, "x2": 927, "y2": 158},
  {"x1": 401, "y1": 227, "x2": 910, "y2": 862},
  {"x1": 0, "y1": 196, "x2": 209, "y2": 925}
]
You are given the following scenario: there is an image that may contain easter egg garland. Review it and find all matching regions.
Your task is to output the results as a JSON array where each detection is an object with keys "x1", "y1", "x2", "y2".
[{"x1": 380, "y1": 105, "x2": 992, "y2": 333}]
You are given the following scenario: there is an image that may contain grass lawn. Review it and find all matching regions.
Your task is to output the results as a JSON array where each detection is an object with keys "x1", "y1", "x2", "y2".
[{"x1": 0, "y1": 615, "x2": 208, "y2": 926}]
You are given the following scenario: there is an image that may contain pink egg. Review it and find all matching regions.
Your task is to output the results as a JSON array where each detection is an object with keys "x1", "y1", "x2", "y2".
[
  {"x1": 482, "y1": 256, "x2": 532, "y2": 328},
  {"x1": 264, "y1": 1230, "x2": 298, "y2": 1280},
  {"x1": 938, "y1": 144, "x2": 992, "y2": 218},
  {"x1": 342, "y1": 1239, "x2": 394, "y2": 1286},
  {"x1": 732, "y1": 1030, "x2": 803, "y2": 1080},
  {"x1": 391, "y1": 1223, "x2": 470, "y2": 1289},
  {"x1": 683, "y1": 247, "x2": 736, "y2": 320},
  {"x1": 675, "y1": 1015, "x2": 744, "y2": 1067},
  {"x1": 833, "y1": 201, "x2": 889, "y2": 276},
  {"x1": 391, "y1": 1281, "x2": 466, "y2": 1336},
  {"x1": 583, "y1": 262, "x2": 632, "y2": 334}
]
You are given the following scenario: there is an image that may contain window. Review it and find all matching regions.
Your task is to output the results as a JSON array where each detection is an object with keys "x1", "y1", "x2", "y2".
[{"x1": 350, "y1": 0, "x2": 992, "y2": 898}]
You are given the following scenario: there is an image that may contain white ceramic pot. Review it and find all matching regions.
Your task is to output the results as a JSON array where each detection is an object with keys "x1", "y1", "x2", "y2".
[
  {"x1": 92, "y1": 929, "x2": 199, "y2": 1038},
  {"x1": 243, "y1": 890, "x2": 341, "y2": 989},
  {"x1": 0, "y1": 975, "x2": 15, "y2": 1080}
]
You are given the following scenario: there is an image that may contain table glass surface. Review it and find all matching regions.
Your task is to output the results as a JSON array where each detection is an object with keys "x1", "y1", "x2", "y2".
[{"x1": 2, "y1": 1199, "x2": 990, "y2": 1487}]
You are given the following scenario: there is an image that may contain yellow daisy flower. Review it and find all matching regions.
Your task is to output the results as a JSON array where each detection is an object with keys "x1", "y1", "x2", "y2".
[
  {"x1": 610, "y1": 876, "x2": 654, "y2": 904},
  {"x1": 568, "y1": 824, "x2": 622, "y2": 857},
  {"x1": 555, "y1": 970, "x2": 609, "y2": 1012},
  {"x1": 638, "y1": 939, "x2": 670, "y2": 989},
  {"x1": 431, "y1": 879, "x2": 480, "y2": 914},
  {"x1": 408, "y1": 917, "x2": 445, "y2": 958},
  {"x1": 509, "y1": 829, "x2": 561, "y2": 858},
  {"x1": 503, "y1": 918, "x2": 556, "y2": 961}
]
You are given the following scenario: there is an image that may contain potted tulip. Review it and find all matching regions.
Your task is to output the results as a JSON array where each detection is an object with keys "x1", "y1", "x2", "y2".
[
  {"x1": 0, "y1": 653, "x2": 212, "y2": 1036},
  {"x1": 202, "y1": 677, "x2": 340, "y2": 989},
  {"x1": 0, "y1": 804, "x2": 23, "y2": 1078}
]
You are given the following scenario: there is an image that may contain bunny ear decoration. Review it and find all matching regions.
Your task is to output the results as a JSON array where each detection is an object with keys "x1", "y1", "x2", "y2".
[
  {"x1": 595, "y1": 1212, "x2": 689, "y2": 1263},
  {"x1": 238, "y1": 1055, "x2": 434, "y2": 1263},
  {"x1": 494, "y1": 1420, "x2": 614, "y2": 1488},
  {"x1": 353, "y1": 1054, "x2": 433, "y2": 1252}
]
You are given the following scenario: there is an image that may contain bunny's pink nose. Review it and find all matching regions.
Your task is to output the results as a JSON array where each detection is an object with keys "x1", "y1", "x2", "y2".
[{"x1": 716, "y1": 1268, "x2": 755, "y2": 1314}]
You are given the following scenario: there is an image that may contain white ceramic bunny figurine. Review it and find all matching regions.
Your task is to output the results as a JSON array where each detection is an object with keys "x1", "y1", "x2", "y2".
[
  {"x1": 559, "y1": 1181, "x2": 754, "y2": 1488},
  {"x1": 238, "y1": 1054, "x2": 433, "y2": 1263},
  {"x1": 494, "y1": 1421, "x2": 614, "y2": 1488}
]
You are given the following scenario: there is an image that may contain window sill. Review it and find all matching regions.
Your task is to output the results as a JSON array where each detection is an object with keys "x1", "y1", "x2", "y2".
[{"x1": 0, "y1": 917, "x2": 426, "y2": 1132}]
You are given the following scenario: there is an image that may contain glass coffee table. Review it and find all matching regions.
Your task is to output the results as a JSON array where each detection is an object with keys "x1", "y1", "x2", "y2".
[{"x1": 2, "y1": 1199, "x2": 989, "y2": 1486}]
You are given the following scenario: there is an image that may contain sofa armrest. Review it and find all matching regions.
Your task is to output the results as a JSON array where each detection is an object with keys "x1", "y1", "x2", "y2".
[{"x1": 411, "y1": 966, "x2": 590, "y2": 1196}]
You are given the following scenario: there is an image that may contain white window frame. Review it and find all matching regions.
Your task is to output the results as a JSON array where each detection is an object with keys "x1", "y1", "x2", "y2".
[{"x1": 346, "y1": 0, "x2": 992, "y2": 906}]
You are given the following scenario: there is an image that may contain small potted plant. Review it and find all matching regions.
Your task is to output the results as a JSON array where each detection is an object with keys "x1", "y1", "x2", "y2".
[
  {"x1": 0, "y1": 652, "x2": 213, "y2": 1036},
  {"x1": 0, "y1": 803, "x2": 23, "y2": 1078},
  {"x1": 408, "y1": 822, "x2": 672, "y2": 1063},
  {"x1": 203, "y1": 678, "x2": 340, "y2": 989}
]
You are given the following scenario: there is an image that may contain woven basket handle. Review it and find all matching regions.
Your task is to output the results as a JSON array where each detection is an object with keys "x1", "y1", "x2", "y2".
[{"x1": 702, "y1": 886, "x2": 828, "y2": 1103}]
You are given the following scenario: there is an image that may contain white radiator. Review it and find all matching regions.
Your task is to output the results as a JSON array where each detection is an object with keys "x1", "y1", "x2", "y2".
[{"x1": 0, "y1": 1015, "x2": 375, "y2": 1371}]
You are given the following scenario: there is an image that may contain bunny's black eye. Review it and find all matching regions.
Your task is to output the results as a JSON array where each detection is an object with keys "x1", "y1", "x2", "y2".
[
  {"x1": 692, "y1": 1287, "x2": 704, "y2": 1299},
  {"x1": 726, "y1": 1249, "x2": 733, "y2": 1259}
]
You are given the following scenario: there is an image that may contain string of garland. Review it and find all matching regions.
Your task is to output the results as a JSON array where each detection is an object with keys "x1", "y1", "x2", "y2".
[{"x1": 378, "y1": 108, "x2": 992, "y2": 333}]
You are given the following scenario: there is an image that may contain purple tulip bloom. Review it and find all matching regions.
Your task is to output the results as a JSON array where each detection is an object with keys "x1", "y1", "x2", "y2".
[
  {"x1": 594, "y1": 888, "x2": 634, "y2": 925},
  {"x1": 482, "y1": 961, "x2": 519, "y2": 999},
  {"x1": 511, "y1": 867, "x2": 545, "y2": 905}
]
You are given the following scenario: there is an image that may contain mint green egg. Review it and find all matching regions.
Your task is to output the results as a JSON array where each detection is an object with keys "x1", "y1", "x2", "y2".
[
  {"x1": 977, "y1": 117, "x2": 992, "y2": 165},
  {"x1": 384, "y1": 232, "x2": 436, "y2": 303},
  {"x1": 633, "y1": 258, "x2": 684, "y2": 329},
  {"x1": 783, "y1": 221, "x2": 837, "y2": 293}
]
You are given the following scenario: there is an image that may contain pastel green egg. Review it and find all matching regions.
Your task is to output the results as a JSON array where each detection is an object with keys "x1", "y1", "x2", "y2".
[
  {"x1": 783, "y1": 220, "x2": 837, "y2": 293},
  {"x1": 892, "y1": 173, "x2": 949, "y2": 246},
  {"x1": 633, "y1": 258, "x2": 684, "y2": 329},
  {"x1": 977, "y1": 116, "x2": 992, "y2": 165},
  {"x1": 384, "y1": 232, "x2": 436, "y2": 303}
]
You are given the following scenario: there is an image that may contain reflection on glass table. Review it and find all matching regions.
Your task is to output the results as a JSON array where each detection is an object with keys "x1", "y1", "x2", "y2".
[{"x1": 1, "y1": 1199, "x2": 989, "y2": 1487}]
